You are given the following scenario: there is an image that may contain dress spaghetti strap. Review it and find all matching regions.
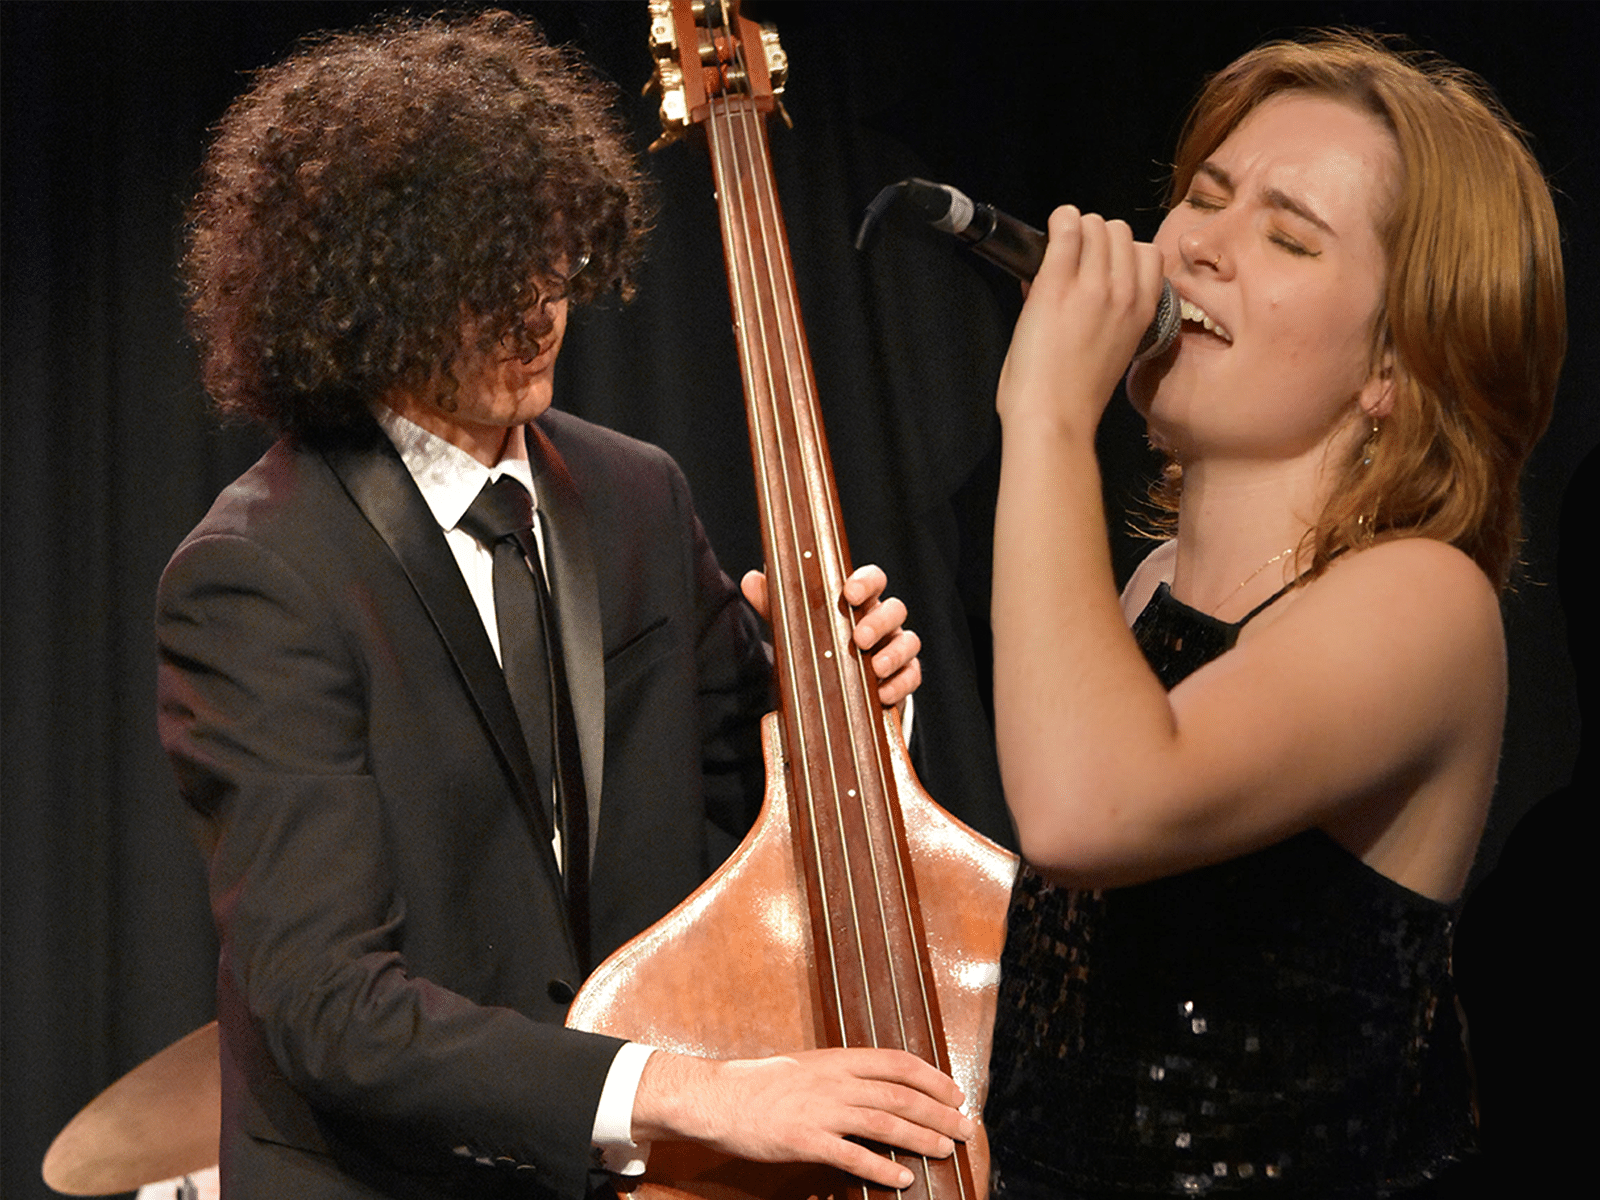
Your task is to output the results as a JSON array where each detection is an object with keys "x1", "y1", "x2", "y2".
[{"x1": 1236, "y1": 578, "x2": 1296, "y2": 628}]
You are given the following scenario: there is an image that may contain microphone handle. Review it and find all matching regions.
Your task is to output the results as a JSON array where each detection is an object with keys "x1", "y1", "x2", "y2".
[
  {"x1": 961, "y1": 201, "x2": 1178, "y2": 363},
  {"x1": 954, "y1": 202, "x2": 1048, "y2": 282},
  {"x1": 882, "y1": 178, "x2": 1179, "y2": 362}
]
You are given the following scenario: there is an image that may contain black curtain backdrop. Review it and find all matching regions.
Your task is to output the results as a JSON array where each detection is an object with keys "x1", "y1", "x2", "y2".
[{"x1": 4, "y1": 4, "x2": 1594, "y2": 1198}]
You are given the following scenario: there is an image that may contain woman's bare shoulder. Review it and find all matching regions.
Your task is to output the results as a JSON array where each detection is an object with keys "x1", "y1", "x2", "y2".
[
  {"x1": 1314, "y1": 538, "x2": 1499, "y2": 630},
  {"x1": 1291, "y1": 539, "x2": 1503, "y2": 898},
  {"x1": 1121, "y1": 540, "x2": 1177, "y2": 622},
  {"x1": 1240, "y1": 536, "x2": 1505, "y2": 714}
]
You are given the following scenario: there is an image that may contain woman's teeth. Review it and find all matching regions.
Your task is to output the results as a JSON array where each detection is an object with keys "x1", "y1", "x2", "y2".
[{"x1": 1180, "y1": 298, "x2": 1232, "y2": 342}]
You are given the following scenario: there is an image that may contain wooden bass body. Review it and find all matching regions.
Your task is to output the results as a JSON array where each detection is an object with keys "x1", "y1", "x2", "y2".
[{"x1": 570, "y1": 714, "x2": 1014, "y2": 1200}]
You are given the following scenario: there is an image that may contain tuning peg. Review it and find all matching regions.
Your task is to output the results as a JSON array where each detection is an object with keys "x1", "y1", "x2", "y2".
[{"x1": 648, "y1": 128, "x2": 685, "y2": 154}]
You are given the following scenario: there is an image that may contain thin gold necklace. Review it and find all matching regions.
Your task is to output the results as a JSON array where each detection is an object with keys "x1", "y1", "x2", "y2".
[{"x1": 1211, "y1": 546, "x2": 1296, "y2": 616}]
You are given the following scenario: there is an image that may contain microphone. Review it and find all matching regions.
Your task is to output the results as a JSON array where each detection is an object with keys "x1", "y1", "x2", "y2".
[{"x1": 856, "y1": 177, "x2": 1180, "y2": 363}]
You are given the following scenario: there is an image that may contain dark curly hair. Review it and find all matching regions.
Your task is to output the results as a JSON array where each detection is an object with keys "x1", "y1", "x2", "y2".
[{"x1": 183, "y1": 9, "x2": 651, "y2": 440}]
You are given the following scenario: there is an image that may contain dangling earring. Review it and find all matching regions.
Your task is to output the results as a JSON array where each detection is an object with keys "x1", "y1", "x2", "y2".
[{"x1": 1355, "y1": 414, "x2": 1381, "y2": 542}]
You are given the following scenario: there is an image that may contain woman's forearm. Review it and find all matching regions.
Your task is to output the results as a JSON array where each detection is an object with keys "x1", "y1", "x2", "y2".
[{"x1": 990, "y1": 416, "x2": 1181, "y2": 877}]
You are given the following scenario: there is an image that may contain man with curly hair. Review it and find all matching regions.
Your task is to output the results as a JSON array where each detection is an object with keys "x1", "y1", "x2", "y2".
[{"x1": 159, "y1": 12, "x2": 968, "y2": 1199}]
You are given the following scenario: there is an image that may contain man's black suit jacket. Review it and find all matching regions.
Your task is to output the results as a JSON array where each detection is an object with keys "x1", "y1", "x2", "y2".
[{"x1": 157, "y1": 409, "x2": 772, "y2": 1199}]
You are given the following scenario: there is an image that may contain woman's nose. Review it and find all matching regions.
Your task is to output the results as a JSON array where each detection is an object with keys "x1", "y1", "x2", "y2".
[{"x1": 1178, "y1": 221, "x2": 1232, "y2": 279}]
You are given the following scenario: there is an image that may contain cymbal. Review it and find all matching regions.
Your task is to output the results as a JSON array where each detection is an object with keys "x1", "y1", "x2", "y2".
[{"x1": 43, "y1": 1021, "x2": 220, "y2": 1196}]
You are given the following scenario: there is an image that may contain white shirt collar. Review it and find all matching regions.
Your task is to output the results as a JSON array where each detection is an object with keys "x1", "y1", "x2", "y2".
[{"x1": 372, "y1": 405, "x2": 537, "y2": 533}]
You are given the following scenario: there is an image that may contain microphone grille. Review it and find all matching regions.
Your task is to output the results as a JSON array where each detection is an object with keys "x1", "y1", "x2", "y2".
[{"x1": 1134, "y1": 280, "x2": 1181, "y2": 363}]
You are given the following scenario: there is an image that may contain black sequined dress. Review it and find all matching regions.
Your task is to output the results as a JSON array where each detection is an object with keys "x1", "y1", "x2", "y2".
[{"x1": 984, "y1": 583, "x2": 1474, "y2": 1199}]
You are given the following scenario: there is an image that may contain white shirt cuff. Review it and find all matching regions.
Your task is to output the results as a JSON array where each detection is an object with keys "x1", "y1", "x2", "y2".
[{"x1": 592, "y1": 1042, "x2": 655, "y2": 1176}]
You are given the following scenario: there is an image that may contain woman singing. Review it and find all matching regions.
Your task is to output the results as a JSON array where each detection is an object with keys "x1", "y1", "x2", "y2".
[{"x1": 982, "y1": 32, "x2": 1564, "y2": 1198}]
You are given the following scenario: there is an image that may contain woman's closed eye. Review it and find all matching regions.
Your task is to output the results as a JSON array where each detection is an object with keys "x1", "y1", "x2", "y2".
[
  {"x1": 1269, "y1": 230, "x2": 1320, "y2": 257},
  {"x1": 1184, "y1": 190, "x2": 1227, "y2": 213}
]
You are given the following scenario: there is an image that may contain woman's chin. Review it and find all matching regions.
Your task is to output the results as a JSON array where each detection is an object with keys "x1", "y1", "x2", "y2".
[{"x1": 1125, "y1": 351, "x2": 1173, "y2": 418}]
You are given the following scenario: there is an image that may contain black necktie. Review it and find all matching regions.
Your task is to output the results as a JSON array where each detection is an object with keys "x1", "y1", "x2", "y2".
[{"x1": 459, "y1": 476, "x2": 590, "y2": 966}]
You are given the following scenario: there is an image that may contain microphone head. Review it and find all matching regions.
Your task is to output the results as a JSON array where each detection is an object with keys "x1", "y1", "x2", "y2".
[
  {"x1": 854, "y1": 181, "x2": 906, "y2": 251},
  {"x1": 899, "y1": 178, "x2": 962, "y2": 227},
  {"x1": 1134, "y1": 280, "x2": 1180, "y2": 363},
  {"x1": 855, "y1": 178, "x2": 972, "y2": 251}
]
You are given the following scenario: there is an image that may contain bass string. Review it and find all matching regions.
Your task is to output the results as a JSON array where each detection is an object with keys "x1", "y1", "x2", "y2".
[
  {"x1": 702, "y1": 21, "x2": 973, "y2": 1199},
  {"x1": 712, "y1": 108, "x2": 887, "y2": 1200},
  {"x1": 699, "y1": 93, "x2": 835, "y2": 1000},
  {"x1": 722, "y1": 97, "x2": 882, "y2": 1043},
  {"x1": 703, "y1": 97, "x2": 856, "y2": 1051},
  {"x1": 710, "y1": 77, "x2": 975, "y2": 1200},
  {"x1": 718, "y1": 94, "x2": 895, "y2": 1047},
  {"x1": 707, "y1": 65, "x2": 945, "y2": 1106},
  {"x1": 722, "y1": 93, "x2": 935, "y2": 1071},
  {"x1": 725, "y1": 85, "x2": 949, "y2": 1080},
  {"x1": 702, "y1": 96, "x2": 870, "y2": 1022}
]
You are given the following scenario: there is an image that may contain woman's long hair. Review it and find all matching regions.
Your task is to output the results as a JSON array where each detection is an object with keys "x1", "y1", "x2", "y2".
[{"x1": 1150, "y1": 31, "x2": 1565, "y2": 590}]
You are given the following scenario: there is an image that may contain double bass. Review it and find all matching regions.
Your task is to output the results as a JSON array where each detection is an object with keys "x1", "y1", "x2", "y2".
[{"x1": 567, "y1": 5, "x2": 1017, "y2": 1198}]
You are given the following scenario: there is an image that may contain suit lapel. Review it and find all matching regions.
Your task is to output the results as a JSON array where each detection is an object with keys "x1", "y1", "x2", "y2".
[
  {"x1": 527, "y1": 422, "x2": 605, "y2": 864},
  {"x1": 321, "y1": 435, "x2": 562, "y2": 864}
]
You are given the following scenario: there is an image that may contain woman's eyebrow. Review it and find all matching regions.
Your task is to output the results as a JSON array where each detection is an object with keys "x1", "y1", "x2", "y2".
[
  {"x1": 1263, "y1": 186, "x2": 1334, "y2": 234},
  {"x1": 1198, "y1": 160, "x2": 1335, "y2": 234},
  {"x1": 1194, "y1": 161, "x2": 1233, "y2": 191}
]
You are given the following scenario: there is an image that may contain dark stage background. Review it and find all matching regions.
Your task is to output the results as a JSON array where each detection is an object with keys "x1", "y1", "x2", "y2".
[{"x1": 4, "y1": 3, "x2": 1594, "y2": 1197}]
